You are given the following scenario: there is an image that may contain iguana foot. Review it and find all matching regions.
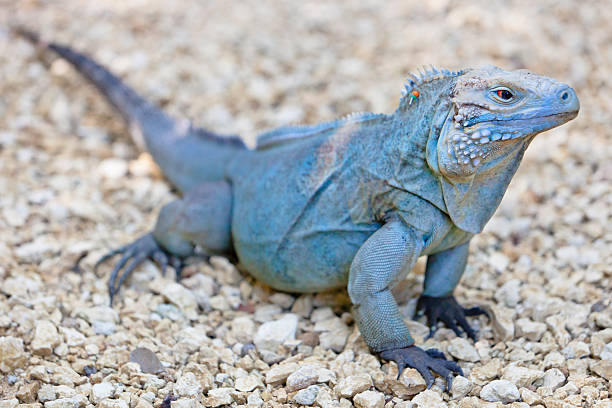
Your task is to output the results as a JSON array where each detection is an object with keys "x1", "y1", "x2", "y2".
[
  {"x1": 95, "y1": 233, "x2": 185, "y2": 305},
  {"x1": 379, "y1": 345, "x2": 463, "y2": 390},
  {"x1": 416, "y1": 295, "x2": 488, "y2": 341}
]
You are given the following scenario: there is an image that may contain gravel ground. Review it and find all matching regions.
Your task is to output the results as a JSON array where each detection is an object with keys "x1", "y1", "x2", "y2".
[{"x1": 1, "y1": 1, "x2": 611, "y2": 407}]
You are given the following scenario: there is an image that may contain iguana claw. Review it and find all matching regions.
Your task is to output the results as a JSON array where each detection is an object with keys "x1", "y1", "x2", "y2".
[
  {"x1": 416, "y1": 295, "x2": 488, "y2": 341},
  {"x1": 95, "y1": 233, "x2": 184, "y2": 305},
  {"x1": 379, "y1": 345, "x2": 463, "y2": 390}
]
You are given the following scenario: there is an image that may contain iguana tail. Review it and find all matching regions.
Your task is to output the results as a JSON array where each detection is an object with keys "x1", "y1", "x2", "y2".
[{"x1": 15, "y1": 27, "x2": 246, "y2": 192}]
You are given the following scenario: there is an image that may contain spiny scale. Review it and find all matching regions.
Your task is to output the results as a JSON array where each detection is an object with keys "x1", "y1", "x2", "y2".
[{"x1": 401, "y1": 66, "x2": 465, "y2": 98}]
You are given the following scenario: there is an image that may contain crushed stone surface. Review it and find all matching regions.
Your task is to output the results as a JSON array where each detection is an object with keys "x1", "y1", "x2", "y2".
[{"x1": 0, "y1": 0, "x2": 611, "y2": 407}]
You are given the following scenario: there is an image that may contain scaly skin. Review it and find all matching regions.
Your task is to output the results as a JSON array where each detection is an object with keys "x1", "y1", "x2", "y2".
[{"x1": 17, "y1": 29, "x2": 579, "y2": 390}]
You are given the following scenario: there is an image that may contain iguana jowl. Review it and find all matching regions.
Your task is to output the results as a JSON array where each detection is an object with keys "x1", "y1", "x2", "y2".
[{"x1": 18, "y1": 29, "x2": 579, "y2": 389}]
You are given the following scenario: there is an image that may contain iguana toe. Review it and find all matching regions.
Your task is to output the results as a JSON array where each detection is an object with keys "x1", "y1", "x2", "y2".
[
  {"x1": 379, "y1": 345, "x2": 463, "y2": 390},
  {"x1": 416, "y1": 295, "x2": 486, "y2": 341},
  {"x1": 96, "y1": 233, "x2": 184, "y2": 305}
]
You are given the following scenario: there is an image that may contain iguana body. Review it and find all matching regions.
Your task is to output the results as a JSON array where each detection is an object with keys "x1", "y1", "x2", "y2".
[{"x1": 18, "y1": 29, "x2": 579, "y2": 389}]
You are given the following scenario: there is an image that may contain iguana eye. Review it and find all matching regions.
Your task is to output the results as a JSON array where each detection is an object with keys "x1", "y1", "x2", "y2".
[{"x1": 490, "y1": 86, "x2": 515, "y2": 103}]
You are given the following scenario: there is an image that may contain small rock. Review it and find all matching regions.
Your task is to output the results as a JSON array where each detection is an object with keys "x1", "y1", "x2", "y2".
[
  {"x1": 353, "y1": 390, "x2": 385, "y2": 408},
  {"x1": 488, "y1": 305, "x2": 514, "y2": 341},
  {"x1": 247, "y1": 391, "x2": 264, "y2": 408},
  {"x1": 97, "y1": 399, "x2": 129, "y2": 408},
  {"x1": 129, "y1": 347, "x2": 164, "y2": 374},
  {"x1": 98, "y1": 158, "x2": 128, "y2": 179},
  {"x1": 480, "y1": 380, "x2": 520, "y2": 403},
  {"x1": 291, "y1": 295, "x2": 313, "y2": 318},
  {"x1": 447, "y1": 338, "x2": 480, "y2": 362},
  {"x1": 540, "y1": 368, "x2": 565, "y2": 390},
  {"x1": 501, "y1": 365, "x2": 544, "y2": 388},
  {"x1": 174, "y1": 372, "x2": 202, "y2": 397},
  {"x1": 92, "y1": 321, "x2": 116, "y2": 336},
  {"x1": 17, "y1": 382, "x2": 41, "y2": 403},
  {"x1": 170, "y1": 399, "x2": 201, "y2": 408},
  {"x1": 38, "y1": 385, "x2": 57, "y2": 402},
  {"x1": 92, "y1": 382, "x2": 115, "y2": 402},
  {"x1": 411, "y1": 389, "x2": 446, "y2": 407},
  {"x1": 334, "y1": 373, "x2": 372, "y2": 398},
  {"x1": 31, "y1": 320, "x2": 61, "y2": 356},
  {"x1": 0, "y1": 337, "x2": 26, "y2": 373},
  {"x1": 230, "y1": 317, "x2": 255, "y2": 344},
  {"x1": 590, "y1": 360, "x2": 612, "y2": 381},
  {"x1": 0, "y1": 399, "x2": 18, "y2": 408},
  {"x1": 265, "y1": 362, "x2": 298, "y2": 384},
  {"x1": 293, "y1": 385, "x2": 320, "y2": 406},
  {"x1": 77, "y1": 306, "x2": 119, "y2": 324},
  {"x1": 388, "y1": 368, "x2": 426, "y2": 398},
  {"x1": 151, "y1": 280, "x2": 198, "y2": 320},
  {"x1": 451, "y1": 376, "x2": 472, "y2": 399},
  {"x1": 515, "y1": 318, "x2": 547, "y2": 341},
  {"x1": 206, "y1": 388, "x2": 233, "y2": 407},
  {"x1": 286, "y1": 365, "x2": 319, "y2": 392},
  {"x1": 253, "y1": 314, "x2": 298, "y2": 352},
  {"x1": 43, "y1": 398, "x2": 79, "y2": 408},
  {"x1": 519, "y1": 387, "x2": 542, "y2": 405},
  {"x1": 234, "y1": 375, "x2": 262, "y2": 392},
  {"x1": 494, "y1": 279, "x2": 521, "y2": 307}
]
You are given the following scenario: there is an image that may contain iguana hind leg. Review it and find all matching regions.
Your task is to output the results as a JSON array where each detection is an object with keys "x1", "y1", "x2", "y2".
[{"x1": 97, "y1": 181, "x2": 233, "y2": 304}]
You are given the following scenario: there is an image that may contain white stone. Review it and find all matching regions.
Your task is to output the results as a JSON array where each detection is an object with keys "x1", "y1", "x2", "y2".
[
  {"x1": 540, "y1": 368, "x2": 566, "y2": 390},
  {"x1": 501, "y1": 365, "x2": 544, "y2": 388},
  {"x1": 515, "y1": 318, "x2": 547, "y2": 341},
  {"x1": 411, "y1": 389, "x2": 446, "y2": 407},
  {"x1": 353, "y1": 390, "x2": 385, "y2": 408},
  {"x1": 247, "y1": 391, "x2": 264, "y2": 408},
  {"x1": 265, "y1": 362, "x2": 298, "y2": 383},
  {"x1": 293, "y1": 385, "x2": 320, "y2": 406},
  {"x1": 92, "y1": 382, "x2": 115, "y2": 402},
  {"x1": 170, "y1": 398, "x2": 201, "y2": 408},
  {"x1": 286, "y1": 364, "x2": 319, "y2": 392},
  {"x1": 206, "y1": 388, "x2": 233, "y2": 407},
  {"x1": 253, "y1": 314, "x2": 298, "y2": 352},
  {"x1": 494, "y1": 279, "x2": 521, "y2": 307},
  {"x1": 31, "y1": 320, "x2": 61, "y2": 356},
  {"x1": 174, "y1": 372, "x2": 202, "y2": 397},
  {"x1": 0, "y1": 399, "x2": 18, "y2": 408},
  {"x1": 451, "y1": 376, "x2": 472, "y2": 399},
  {"x1": 234, "y1": 375, "x2": 262, "y2": 392},
  {"x1": 0, "y1": 337, "x2": 26, "y2": 373},
  {"x1": 151, "y1": 280, "x2": 198, "y2": 320},
  {"x1": 447, "y1": 337, "x2": 480, "y2": 362},
  {"x1": 480, "y1": 380, "x2": 520, "y2": 403},
  {"x1": 43, "y1": 398, "x2": 79, "y2": 408},
  {"x1": 334, "y1": 373, "x2": 372, "y2": 398}
]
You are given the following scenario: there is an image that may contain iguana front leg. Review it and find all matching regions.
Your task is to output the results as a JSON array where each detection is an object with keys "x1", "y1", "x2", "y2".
[
  {"x1": 416, "y1": 241, "x2": 488, "y2": 340},
  {"x1": 348, "y1": 217, "x2": 462, "y2": 389},
  {"x1": 96, "y1": 181, "x2": 233, "y2": 304}
]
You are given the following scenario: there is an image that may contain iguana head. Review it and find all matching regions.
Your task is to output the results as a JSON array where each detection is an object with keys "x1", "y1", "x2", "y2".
[
  {"x1": 398, "y1": 66, "x2": 579, "y2": 233},
  {"x1": 433, "y1": 66, "x2": 579, "y2": 180}
]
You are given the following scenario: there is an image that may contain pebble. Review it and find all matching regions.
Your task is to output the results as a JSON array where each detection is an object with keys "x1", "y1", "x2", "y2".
[
  {"x1": 590, "y1": 360, "x2": 612, "y2": 381},
  {"x1": 92, "y1": 382, "x2": 115, "y2": 402},
  {"x1": 151, "y1": 280, "x2": 199, "y2": 320},
  {"x1": 334, "y1": 374, "x2": 372, "y2": 398},
  {"x1": 43, "y1": 398, "x2": 80, "y2": 408},
  {"x1": 514, "y1": 318, "x2": 547, "y2": 341},
  {"x1": 447, "y1": 337, "x2": 480, "y2": 362},
  {"x1": 17, "y1": 382, "x2": 41, "y2": 403},
  {"x1": 129, "y1": 347, "x2": 164, "y2": 374},
  {"x1": 480, "y1": 380, "x2": 520, "y2": 403},
  {"x1": 206, "y1": 388, "x2": 233, "y2": 407},
  {"x1": 0, "y1": 399, "x2": 18, "y2": 408},
  {"x1": 411, "y1": 389, "x2": 447, "y2": 407},
  {"x1": 247, "y1": 392, "x2": 264, "y2": 408},
  {"x1": 353, "y1": 390, "x2": 385, "y2": 408},
  {"x1": 540, "y1": 368, "x2": 566, "y2": 390},
  {"x1": 0, "y1": 336, "x2": 26, "y2": 372},
  {"x1": 31, "y1": 320, "x2": 61, "y2": 356},
  {"x1": 234, "y1": 375, "x2": 263, "y2": 392},
  {"x1": 170, "y1": 399, "x2": 200, "y2": 408},
  {"x1": 451, "y1": 376, "x2": 472, "y2": 399},
  {"x1": 293, "y1": 385, "x2": 320, "y2": 406},
  {"x1": 501, "y1": 365, "x2": 544, "y2": 387},
  {"x1": 253, "y1": 314, "x2": 298, "y2": 352},
  {"x1": 286, "y1": 364, "x2": 319, "y2": 392},
  {"x1": 174, "y1": 372, "x2": 202, "y2": 397},
  {"x1": 265, "y1": 362, "x2": 299, "y2": 384}
]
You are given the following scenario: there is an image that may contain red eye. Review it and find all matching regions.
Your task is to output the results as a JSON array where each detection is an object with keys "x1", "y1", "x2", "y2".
[{"x1": 496, "y1": 89, "x2": 513, "y2": 100}]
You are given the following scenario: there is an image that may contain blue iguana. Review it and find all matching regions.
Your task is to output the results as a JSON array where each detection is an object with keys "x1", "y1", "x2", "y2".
[{"x1": 17, "y1": 29, "x2": 579, "y2": 389}]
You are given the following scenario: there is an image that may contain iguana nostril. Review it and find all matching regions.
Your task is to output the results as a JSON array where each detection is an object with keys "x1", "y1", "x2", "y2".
[{"x1": 561, "y1": 91, "x2": 569, "y2": 100}]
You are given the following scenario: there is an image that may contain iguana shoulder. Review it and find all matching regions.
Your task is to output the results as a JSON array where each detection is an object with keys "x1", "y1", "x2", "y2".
[{"x1": 255, "y1": 112, "x2": 387, "y2": 149}]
